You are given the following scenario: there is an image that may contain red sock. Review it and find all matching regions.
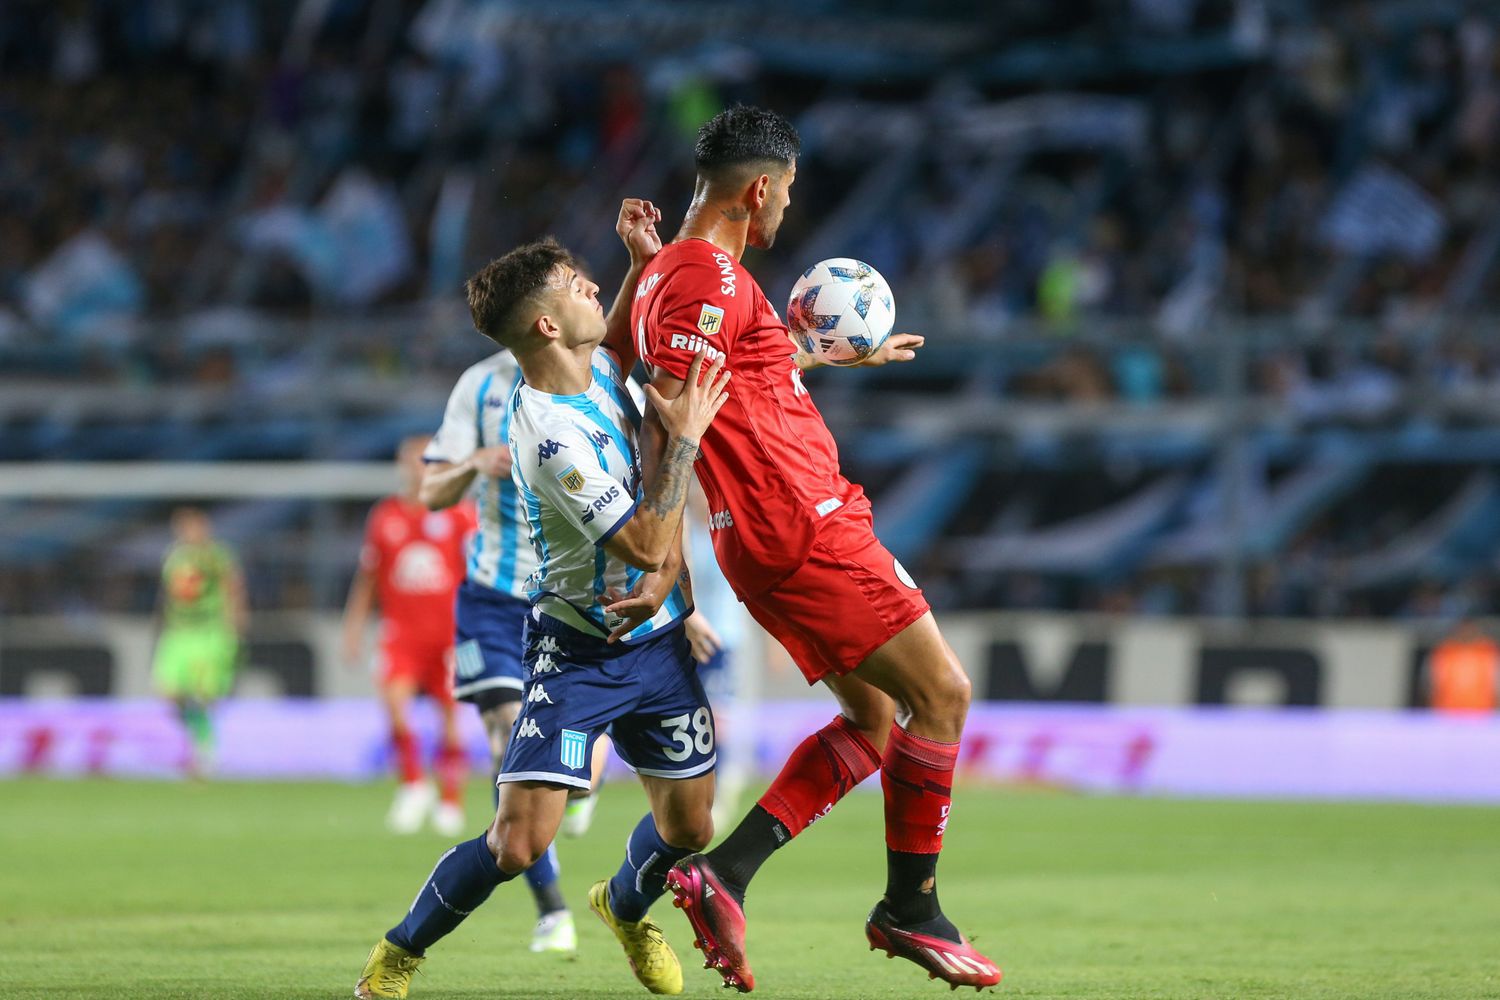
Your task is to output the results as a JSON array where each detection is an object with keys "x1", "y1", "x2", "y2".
[
  {"x1": 881, "y1": 723, "x2": 958, "y2": 854},
  {"x1": 758, "y1": 715, "x2": 883, "y2": 837},
  {"x1": 436, "y1": 742, "x2": 466, "y2": 805},
  {"x1": 393, "y1": 729, "x2": 422, "y2": 785}
]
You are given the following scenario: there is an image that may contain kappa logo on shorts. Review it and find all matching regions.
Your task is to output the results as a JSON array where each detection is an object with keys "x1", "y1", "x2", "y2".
[
  {"x1": 697, "y1": 303, "x2": 725, "y2": 336},
  {"x1": 516, "y1": 718, "x2": 544, "y2": 739},
  {"x1": 527, "y1": 683, "x2": 554, "y2": 706},
  {"x1": 560, "y1": 729, "x2": 588, "y2": 770},
  {"x1": 532, "y1": 652, "x2": 559, "y2": 675},
  {"x1": 535, "y1": 635, "x2": 563, "y2": 655}
]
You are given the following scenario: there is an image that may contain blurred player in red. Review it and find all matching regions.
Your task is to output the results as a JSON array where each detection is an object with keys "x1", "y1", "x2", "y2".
[
  {"x1": 631, "y1": 107, "x2": 1001, "y2": 991},
  {"x1": 343, "y1": 436, "x2": 477, "y2": 836}
]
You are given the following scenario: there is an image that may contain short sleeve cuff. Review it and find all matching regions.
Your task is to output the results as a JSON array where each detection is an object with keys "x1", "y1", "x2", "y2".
[{"x1": 595, "y1": 501, "x2": 638, "y2": 546}]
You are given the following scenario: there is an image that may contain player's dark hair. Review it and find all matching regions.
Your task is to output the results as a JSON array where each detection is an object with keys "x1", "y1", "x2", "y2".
[
  {"x1": 465, "y1": 238, "x2": 577, "y2": 348},
  {"x1": 694, "y1": 104, "x2": 801, "y2": 182}
]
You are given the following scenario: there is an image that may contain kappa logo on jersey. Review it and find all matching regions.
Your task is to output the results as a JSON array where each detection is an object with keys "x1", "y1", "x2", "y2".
[
  {"x1": 697, "y1": 303, "x2": 725, "y2": 336},
  {"x1": 527, "y1": 683, "x2": 554, "y2": 706},
  {"x1": 532, "y1": 652, "x2": 559, "y2": 675},
  {"x1": 556, "y1": 465, "x2": 586, "y2": 494},
  {"x1": 560, "y1": 729, "x2": 588, "y2": 770},
  {"x1": 537, "y1": 439, "x2": 566, "y2": 465},
  {"x1": 669, "y1": 333, "x2": 725, "y2": 362},
  {"x1": 590, "y1": 429, "x2": 611, "y2": 450},
  {"x1": 713, "y1": 252, "x2": 737, "y2": 296},
  {"x1": 516, "y1": 718, "x2": 544, "y2": 739},
  {"x1": 708, "y1": 509, "x2": 735, "y2": 530},
  {"x1": 634, "y1": 272, "x2": 662, "y2": 299}
]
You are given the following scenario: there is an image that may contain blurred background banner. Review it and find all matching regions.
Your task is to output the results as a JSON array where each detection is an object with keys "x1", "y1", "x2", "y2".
[
  {"x1": 8, "y1": 698, "x2": 1499, "y2": 804},
  {"x1": 3, "y1": 0, "x2": 1500, "y2": 797}
]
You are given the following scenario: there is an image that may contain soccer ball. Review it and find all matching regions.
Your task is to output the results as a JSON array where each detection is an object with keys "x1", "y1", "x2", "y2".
[{"x1": 786, "y1": 258, "x2": 895, "y2": 367}]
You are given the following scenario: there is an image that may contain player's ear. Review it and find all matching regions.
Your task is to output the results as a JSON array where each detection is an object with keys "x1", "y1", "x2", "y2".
[
  {"x1": 748, "y1": 172, "x2": 771, "y2": 210},
  {"x1": 535, "y1": 312, "x2": 562, "y2": 342}
]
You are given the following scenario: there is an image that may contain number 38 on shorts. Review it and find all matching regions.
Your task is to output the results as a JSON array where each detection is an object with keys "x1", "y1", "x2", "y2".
[{"x1": 660, "y1": 707, "x2": 715, "y2": 762}]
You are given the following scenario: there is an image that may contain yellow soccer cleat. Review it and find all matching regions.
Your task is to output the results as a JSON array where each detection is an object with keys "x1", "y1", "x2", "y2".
[
  {"x1": 588, "y1": 879, "x2": 684, "y2": 995},
  {"x1": 354, "y1": 937, "x2": 424, "y2": 999}
]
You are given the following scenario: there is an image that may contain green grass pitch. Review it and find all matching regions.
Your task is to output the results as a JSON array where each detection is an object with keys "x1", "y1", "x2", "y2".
[{"x1": 5, "y1": 778, "x2": 1499, "y2": 999}]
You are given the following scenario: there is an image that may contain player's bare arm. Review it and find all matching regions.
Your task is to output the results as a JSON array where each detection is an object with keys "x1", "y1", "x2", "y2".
[
  {"x1": 340, "y1": 566, "x2": 376, "y2": 666},
  {"x1": 599, "y1": 403, "x2": 692, "y2": 641},
  {"x1": 418, "y1": 447, "x2": 511, "y2": 510},
  {"x1": 601, "y1": 198, "x2": 663, "y2": 369},
  {"x1": 603, "y1": 352, "x2": 729, "y2": 573},
  {"x1": 789, "y1": 332, "x2": 926, "y2": 371}
]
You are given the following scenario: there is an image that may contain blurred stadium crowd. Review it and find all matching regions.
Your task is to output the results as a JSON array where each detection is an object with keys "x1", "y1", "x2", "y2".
[{"x1": 4, "y1": 0, "x2": 1500, "y2": 622}]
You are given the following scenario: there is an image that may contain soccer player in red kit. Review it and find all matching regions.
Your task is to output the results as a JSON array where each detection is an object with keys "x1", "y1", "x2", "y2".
[
  {"x1": 631, "y1": 107, "x2": 1001, "y2": 991},
  {"x1": 343, "y1": 436, "x2": 477, "y2": 836}
]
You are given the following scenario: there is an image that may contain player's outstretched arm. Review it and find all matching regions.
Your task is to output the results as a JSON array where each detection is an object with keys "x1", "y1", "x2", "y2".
[
  {"x1": 418, "y1": 448, "x2": 511, "y2": 510},
  {"x1": 789, "y1": 331, "x2": 926, "y2": 371},
  {"x1": 601, "y1": 198, "x2": 663, "y2": 370},
  {"x1": 603, "y1": 352, "x2": 729, "y2": 573}
]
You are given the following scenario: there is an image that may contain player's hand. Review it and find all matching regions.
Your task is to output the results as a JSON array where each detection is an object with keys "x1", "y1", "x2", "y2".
[
  {"x1": 859, "y1": 332, "x2": 925, "y2": 367},
  {"x1": 683, "y1": 610, "x2": 723, "y2": 665},
  {"x1": 469, "y1": 446, "x2": 512, "y2": 479},
  {"x1": 644, "y1": 351, "x2": 730, "y2": 444},
  {"x1": 618, "y1": 198, "x2": 663, "y2": 266},
  {"x1": 598, "y1": 574, "x2": 672, "y2": 643}
]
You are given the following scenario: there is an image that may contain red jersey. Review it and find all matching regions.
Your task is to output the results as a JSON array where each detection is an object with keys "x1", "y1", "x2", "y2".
[
  {"x1": 360, "y1": 497, "x2": 476, "y2": 646},
  {"x1": 633, "y1": 238, "x2": 863, "y2": 597}
]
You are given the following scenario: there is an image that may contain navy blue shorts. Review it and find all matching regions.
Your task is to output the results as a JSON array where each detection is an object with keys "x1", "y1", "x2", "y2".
[
  {"x1": 498, "y1": 612, "x2": 716, "y2": 791},
  {"x1": 452, "y1": 580, "x2": 529, "y2": 704}
]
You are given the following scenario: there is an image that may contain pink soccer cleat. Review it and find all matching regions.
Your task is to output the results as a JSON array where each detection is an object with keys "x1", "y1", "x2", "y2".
[
  {"x1": 865, "y1": 900, "x2": 1002, "y2": 991},
  {"x1": 664, "y1": 855, "x2": 755, "y2": 992}
]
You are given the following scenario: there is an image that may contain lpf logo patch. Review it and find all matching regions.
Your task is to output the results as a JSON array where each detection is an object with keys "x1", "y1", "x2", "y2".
[
  {"x1": 560, "y1": 729, "x2": 588, "y2": 770},
  {"x1": 556, "y1": 465, "x2": 586, "y2": 494},
  {"x1": 697, "y1": 303, "x2": 725, "y2": 336}
]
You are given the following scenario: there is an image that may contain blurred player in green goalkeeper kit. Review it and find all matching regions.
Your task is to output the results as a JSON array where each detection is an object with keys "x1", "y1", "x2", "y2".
[{"x1": 152, "y1": 506, "x2": 247, "y2": 776}]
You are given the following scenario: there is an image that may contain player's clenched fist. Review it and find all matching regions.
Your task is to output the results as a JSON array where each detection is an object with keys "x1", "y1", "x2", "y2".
[{"x1": 645, "y1": 350, "x2": 730, "y2": 445}]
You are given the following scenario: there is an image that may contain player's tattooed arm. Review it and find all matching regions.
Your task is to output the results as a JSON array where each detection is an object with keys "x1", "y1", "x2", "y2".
[
  {"x1": 642, "y1": 435, "x2": 700, "y2": 519},
  {"x1": 602, "y1": 352, "x2": 730, "y2": 573},
  {"x1": 602, "y1": 198, "x2": 663, "y2": 370}
]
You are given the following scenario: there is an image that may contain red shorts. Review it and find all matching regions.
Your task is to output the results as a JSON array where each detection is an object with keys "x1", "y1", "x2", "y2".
[
  {"x1": 379, "y1": 640, "x2": 455, "y2": 703},
  {"x1": 742, "y1": 500, "x2": 929, "y2": 684}
]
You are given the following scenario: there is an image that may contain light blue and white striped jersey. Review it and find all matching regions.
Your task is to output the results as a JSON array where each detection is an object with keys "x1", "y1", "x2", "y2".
[
  {"x1": 507, "y1": 346, "x2": 691, "y2": 642},
  {"x1": 424, "y1": 351, "x2": 536, "y2": 600}
]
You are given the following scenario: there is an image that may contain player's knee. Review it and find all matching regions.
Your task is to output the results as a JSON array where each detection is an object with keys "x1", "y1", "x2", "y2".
[
  {"x1": 492, "y1": 828, "x2": 547, "y2": 874},
  {"x1": 844, "y1": 701, "x2": 896, "y2": 749},
  {"x1": 907, "y1": 656, "x2": 971, "y2": 725},
  {"x1": 656, "y1": 811, "x2": 714, "y2": 851}
]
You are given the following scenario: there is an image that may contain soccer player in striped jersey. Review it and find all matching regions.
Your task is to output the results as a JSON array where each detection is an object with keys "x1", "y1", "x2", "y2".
[
  {"x1": 356, "y1": 216, "x2": 733, "y2": 1000},
  {"x1": 419, "y1": 306, "x2": 582, "y2": 951}
]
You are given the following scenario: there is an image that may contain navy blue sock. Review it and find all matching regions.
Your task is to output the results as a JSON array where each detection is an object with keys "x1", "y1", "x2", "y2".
[
  {"x1": 607, "y1": 813, "x2": 692, "y2": 922},
  {"x1": 387, "y1": 834, "x2": 515, "y2": 955},
  {"x1": 523, "y1": 843, "x2": 567, "y2": 915}
]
